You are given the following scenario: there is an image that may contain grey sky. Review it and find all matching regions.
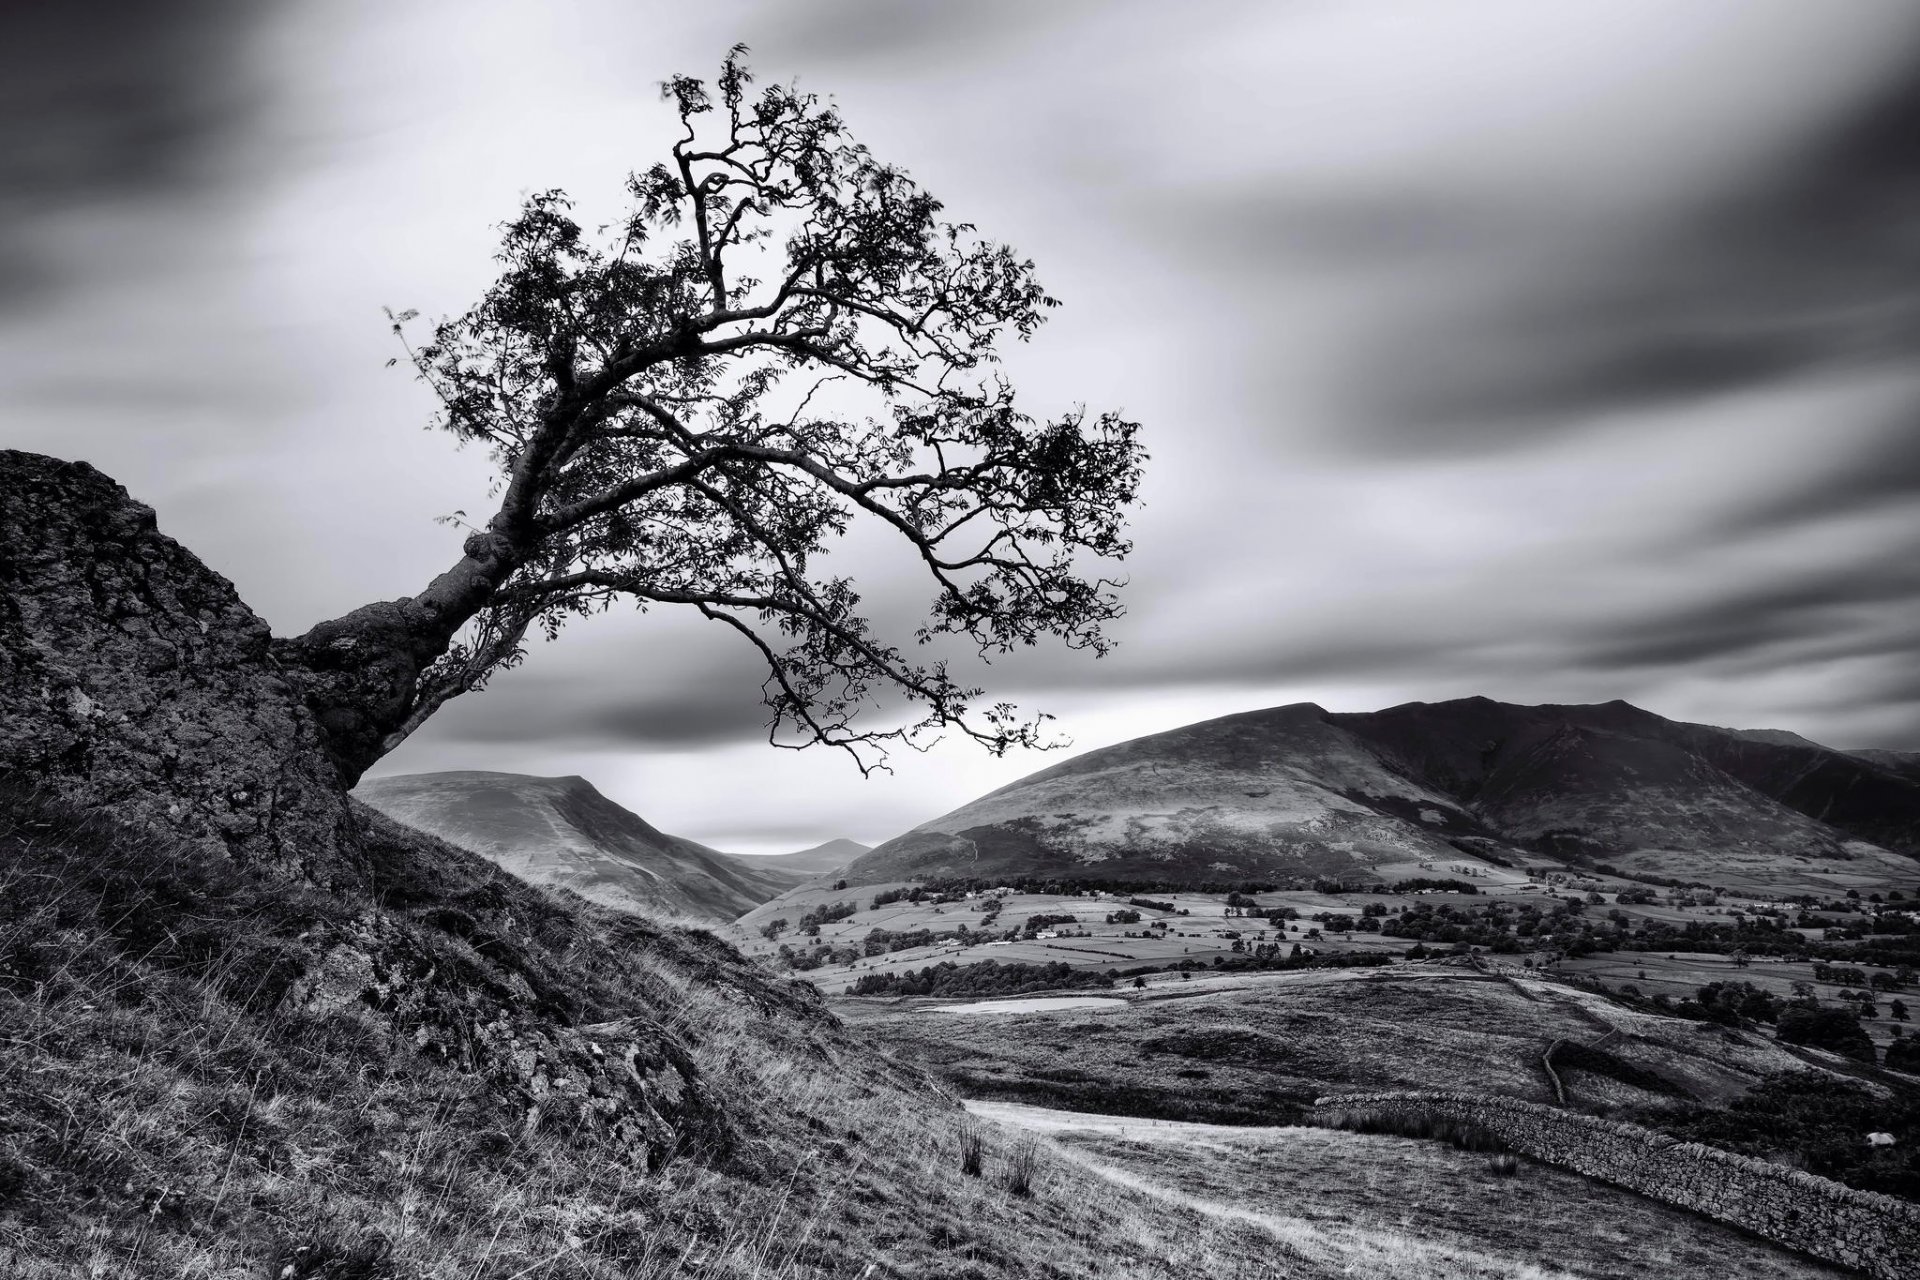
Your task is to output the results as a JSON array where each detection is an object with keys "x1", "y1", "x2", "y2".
[{"x1": 5, "y1": 1, "x2": 1918, "y2": 852}]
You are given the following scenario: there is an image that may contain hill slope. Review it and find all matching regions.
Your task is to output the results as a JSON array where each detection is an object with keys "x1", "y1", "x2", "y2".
[
  {"x1": 840, "y1": 698, "x2": 1920, "y2": 891},
  {"x1": 355, "y1": 771, "x2": 804, "y2": 921},
  {"x1": 0, "y1": 786, "x2": 1325, "y2": 1280}
]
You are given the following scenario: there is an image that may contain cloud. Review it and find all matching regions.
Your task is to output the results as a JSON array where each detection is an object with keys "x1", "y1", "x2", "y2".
[
  {"x1": 0, "y1": 1, "x2": 264, "y2": 305},
  {"x1": 1331, "y1": 44, "x2": 1920, "y2": 443},
  {"x1": 425, "y1": 665, "x2": 781, "y2": 750},
  {"x1": 12, "y1": 0, "x2": 1920, "y2": 851}
]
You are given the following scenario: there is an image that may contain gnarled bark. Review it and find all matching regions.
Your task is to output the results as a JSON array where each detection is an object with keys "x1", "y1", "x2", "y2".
[{"x1": 272, "y1": 499, "x2": 540, "y2": 787}]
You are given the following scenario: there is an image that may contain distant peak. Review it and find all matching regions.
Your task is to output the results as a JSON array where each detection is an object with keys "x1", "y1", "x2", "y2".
[{"x1": 1248, "y1": 701, "x2": 1328, "y2": 719}]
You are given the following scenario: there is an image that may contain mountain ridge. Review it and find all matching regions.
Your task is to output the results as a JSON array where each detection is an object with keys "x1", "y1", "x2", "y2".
[
  {"x1": 837, "y1": 697, "x2": 1920, "y2": 892},
  {"x1": 731, "y1": 836, "x2": 872, "y2": 879}
]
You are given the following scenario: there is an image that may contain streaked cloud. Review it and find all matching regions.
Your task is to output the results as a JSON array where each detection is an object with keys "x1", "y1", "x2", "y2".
[{"x1": 4, "y1": 0, "x2": 1917, "y2": 852}]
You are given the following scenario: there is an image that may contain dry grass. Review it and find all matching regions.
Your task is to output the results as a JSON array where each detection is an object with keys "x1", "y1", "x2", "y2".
[
  {"x1": 0, "y1": 787, "x2": 1348, "y2": 1279},
  {"x1": 987, "y1": 1109, "x2": 1848, "y2": 1280},
  {"x1": 843, "y1": 964, "x2": 1826, "y2": 1123}
]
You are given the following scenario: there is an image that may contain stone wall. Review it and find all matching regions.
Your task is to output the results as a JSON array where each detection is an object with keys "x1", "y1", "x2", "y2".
[
  {"x1": 0, "y1": 451, "x2": 358, "y2": 885},
  {"x1": 1309, "y1": 1090, "x2": 1920, "y2": 1279}
]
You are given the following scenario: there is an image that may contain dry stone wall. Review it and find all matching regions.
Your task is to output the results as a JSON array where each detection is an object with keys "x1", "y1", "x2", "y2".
[
  {"x1": 1309, "y1": 1090, "x2": 1920, "y2": 1280},
  {"x1": 0, "y1": 451, "x2": 358, "y2": 885}
]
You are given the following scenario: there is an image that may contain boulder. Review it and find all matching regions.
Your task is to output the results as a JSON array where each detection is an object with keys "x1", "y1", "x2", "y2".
[{"x1": 0, "y1": 450, "x2": 359, "y2": 885}]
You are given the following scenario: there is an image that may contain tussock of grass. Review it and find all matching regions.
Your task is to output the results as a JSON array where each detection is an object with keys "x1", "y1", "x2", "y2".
[
  {"x1": 0, "y1": 786, "x2": 1317, "y2": 1279},
  {"x1": 957, "y1": 1120, "x2": 983, "y2": 1178},
  {"x1": 1315, "y1": 1105, "x2": 1509, "y2": 1154}
]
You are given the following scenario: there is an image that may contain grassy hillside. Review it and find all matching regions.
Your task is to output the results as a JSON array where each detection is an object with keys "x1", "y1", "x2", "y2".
[
  {"x1": 843, "y1": 964, "x2": 1849, "y2": 1124},
  {"x1": 355, "y1": 771, "x2": 803, "y2": 921},
  {"x1": 0, "y1": 785, "x2": 1311, "y2": 1279},
  {"x1": 977, "y1": 1103, "x2": 1845, "y2": 1280}
]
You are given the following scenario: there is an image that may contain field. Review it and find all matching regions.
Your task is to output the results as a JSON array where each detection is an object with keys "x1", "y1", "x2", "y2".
[
  {"x1": 970, "y1": 1101, "x2": 1847, "y2": 1280},
  {"x1": 1557, "y1": 950, "x2": 1916, "y2": 1050},
  {"x1": 839, "y1": 963, "x2": 1827, "y2": 1124},
  {"x1": 732, "y1": 870, "x2": 1916, "y2": 1021},
  {"x1": 733, "y1": 880, "x2": 1552, "y2": 995}
]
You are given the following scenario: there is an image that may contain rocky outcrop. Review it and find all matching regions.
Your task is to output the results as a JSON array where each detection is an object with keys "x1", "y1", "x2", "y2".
[
  {"x1": 1309, "y1": 1090, "x2": 1920, "y2": 1280},
  {"x1": 0, "y1": 451, "x2": 359, "y2": 885}
]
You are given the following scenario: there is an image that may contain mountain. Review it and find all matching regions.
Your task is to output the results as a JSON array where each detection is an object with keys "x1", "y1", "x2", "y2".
[
  {"x1": 1851, "y1": 747, "x2": 1920, "y2": 787},
  {"x1": 728, "y1": 837, "x2": 871, "y2": 879},
  {"x1": 354, "y1": 770, "x2": 805, "y2": 920},
  {"x1": 839, "y1": 698, "x2": 1920, "y2": 892}
]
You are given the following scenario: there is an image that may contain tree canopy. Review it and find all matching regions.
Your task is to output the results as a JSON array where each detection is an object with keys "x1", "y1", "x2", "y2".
[{"x1": 284, "y1": 49, "x2": 1144, "y2": 782}]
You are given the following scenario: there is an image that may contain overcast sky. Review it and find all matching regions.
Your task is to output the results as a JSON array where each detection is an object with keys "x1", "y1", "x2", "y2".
[{"x1": 6, "y1": 1, "x2": 1918, "y2": 853}]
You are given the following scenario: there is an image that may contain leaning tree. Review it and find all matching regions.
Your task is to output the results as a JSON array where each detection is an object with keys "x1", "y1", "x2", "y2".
[{"x1": 276, "y1": 49, "x2": 1144, "y2": 786}]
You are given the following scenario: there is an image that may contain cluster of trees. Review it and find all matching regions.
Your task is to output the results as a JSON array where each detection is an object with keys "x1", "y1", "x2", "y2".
[
  {"x1": 1588, "y1": 865, "x2": 1715, "y2": 890},
  {"x1": 1205, "y1": 949, "x2": 1394, "y2": 976},
  {"x1": 1348, "y1": 891, "x2": 1920, "y2": 966},
  {"x1": 1609, "y1": 978, "x2": 1917, "y2": 1069},
  {"x1": 921, "y1": 876, "x2": 1283, "y2": 898},
  {"x1": 1811, "y1": 963, "x2": 1910, "y2": 991},
  {"x1": 854, "y1": 926, "x2": 947, "y2": 956},
  {"x1": 847, "y1": 960, "x2": 1113, "y2": 997},
  {"x1": 1379, "y1": 898, "x2": 1592, "y2": 952},
  {"x1": 1390, "y1": 877, "x2": 1481, "y2": 895},
  {"x1": 796, "y1": 900, "x2": 858, "y2": 934},
  {"x1": 1776, "y1": 1004, "x2": 1878, "y2": 1062},
  {"x1": 1635, "y1": 1071, "x2": 1919, "y2": 1201}
]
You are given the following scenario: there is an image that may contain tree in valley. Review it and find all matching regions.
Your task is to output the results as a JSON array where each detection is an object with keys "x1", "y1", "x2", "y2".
[
  {"x1": 275, "y1": 49, "x2": 1145, "y2": 784},
  {"x1": 1775, "y1": 1004, "x2": 1876, "y2": 1064}
]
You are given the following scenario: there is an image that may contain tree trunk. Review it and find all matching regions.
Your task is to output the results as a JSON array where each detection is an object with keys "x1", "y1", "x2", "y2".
[{"x1": 272, "y1": 531, "x2": 521, "y2": 786}]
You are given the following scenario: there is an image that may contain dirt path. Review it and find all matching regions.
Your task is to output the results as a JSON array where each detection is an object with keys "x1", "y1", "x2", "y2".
[{"x1": 964, "y1": 1099, "x2": 1287, "y2": 1143}]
